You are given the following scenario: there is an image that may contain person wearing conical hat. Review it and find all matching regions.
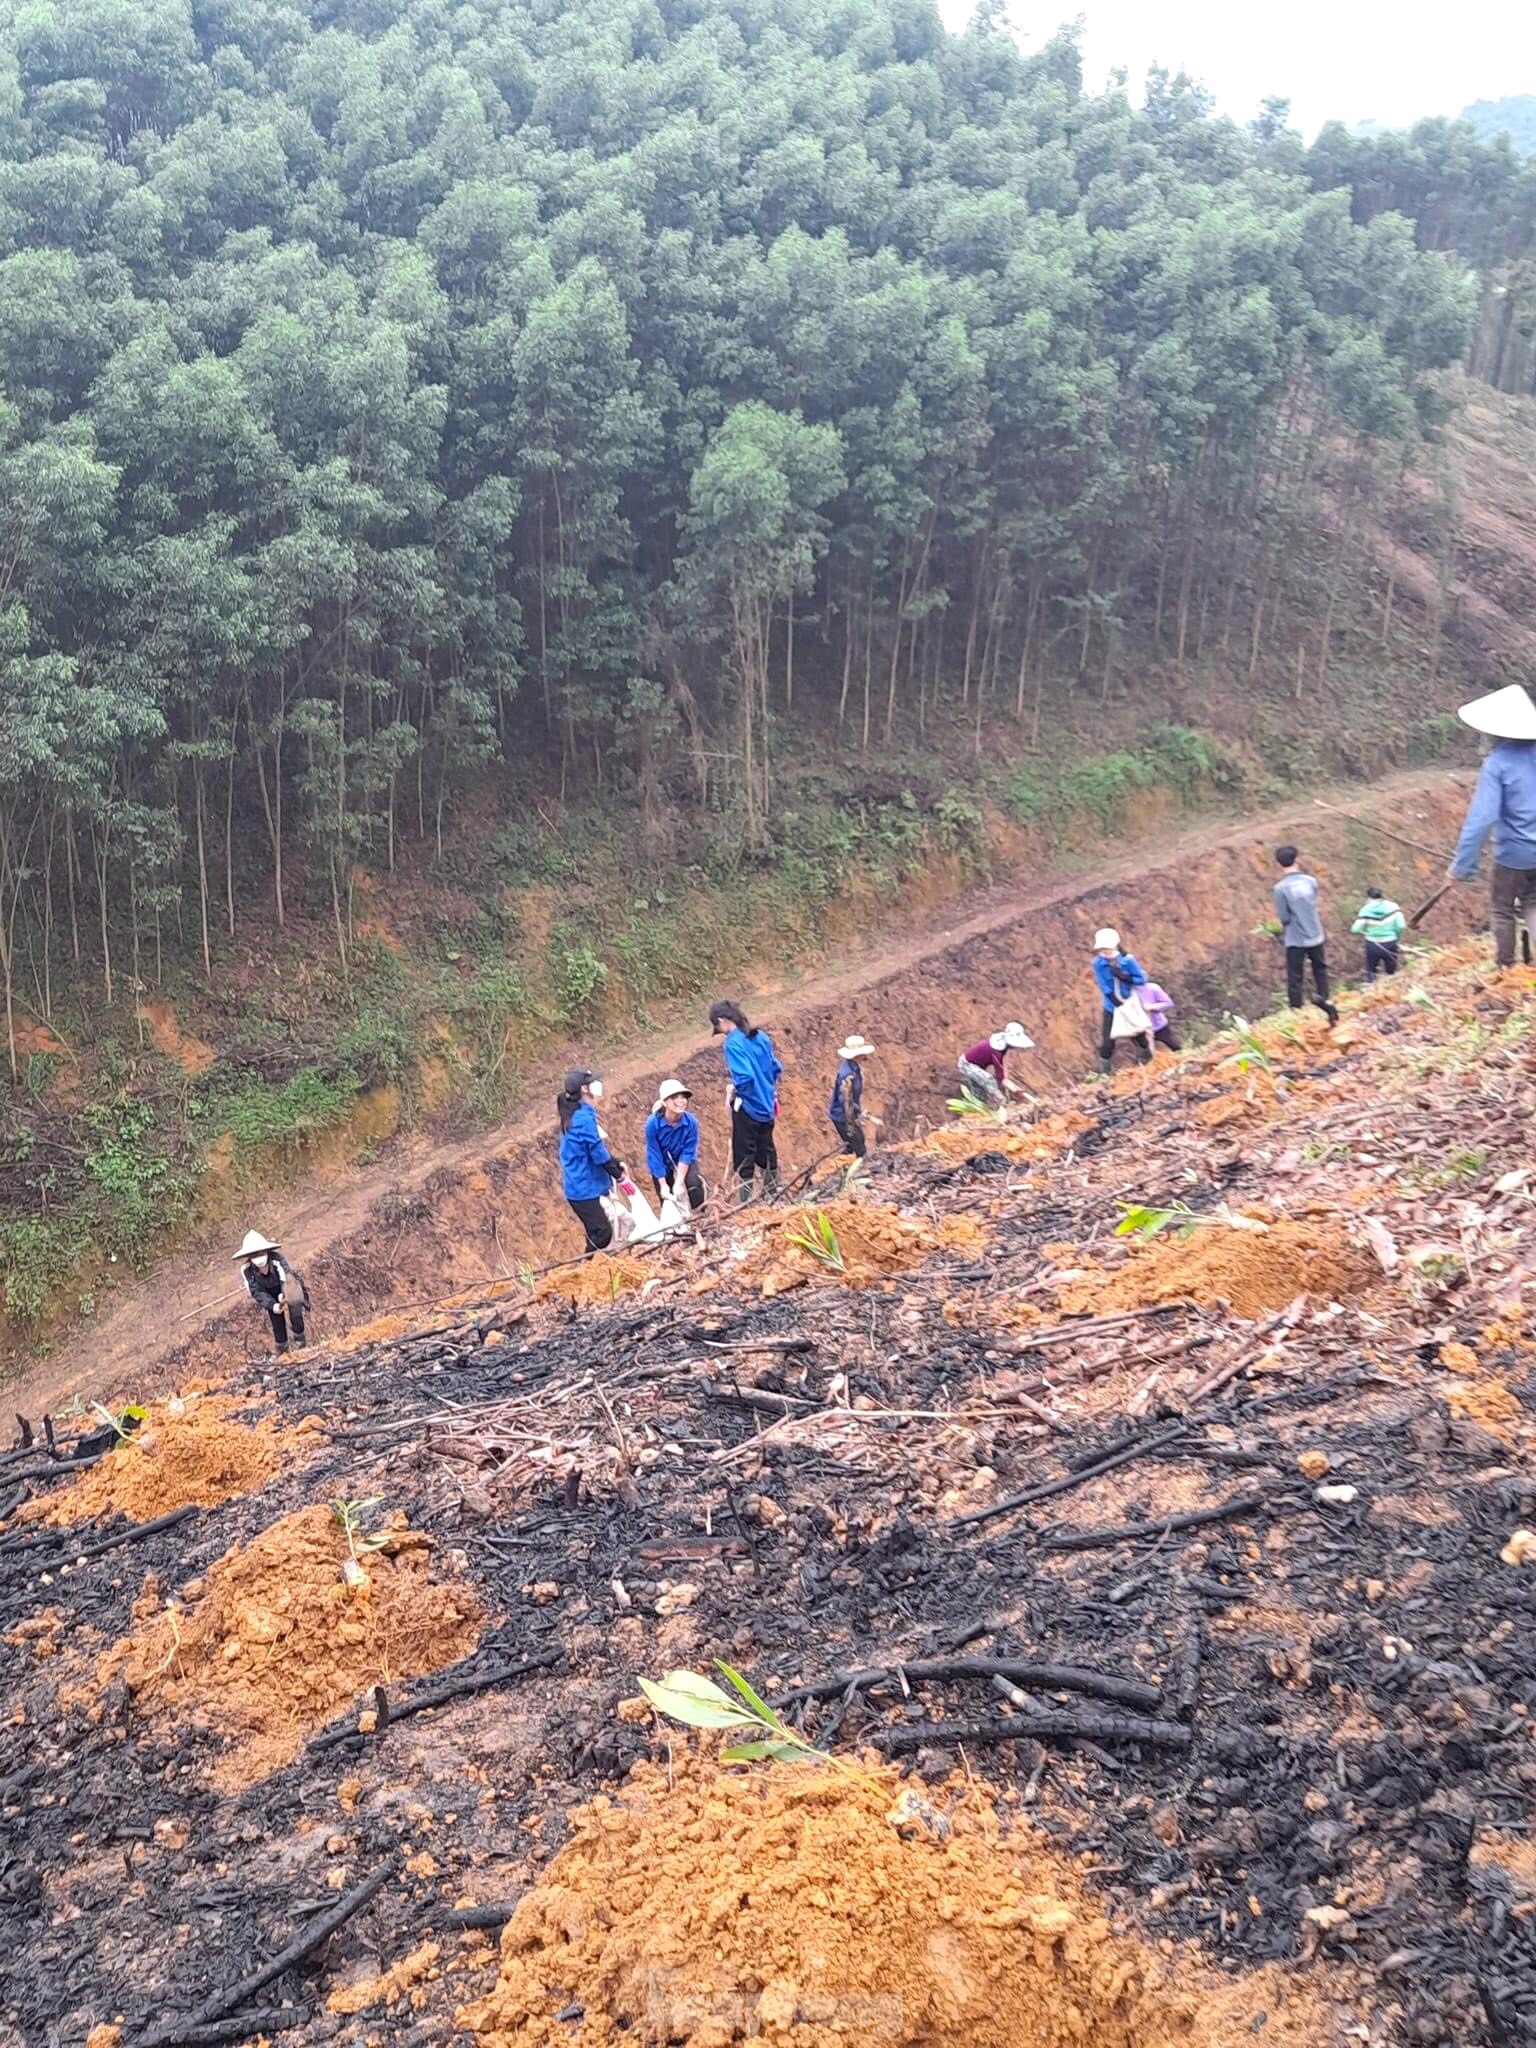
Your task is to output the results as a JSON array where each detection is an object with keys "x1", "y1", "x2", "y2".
[
  {"x1": 234, "y1": 1229, "x2": 307, "y2": 1353},
  {"x1": 1448, "y1": 683, "x2": 1536, "y2": 967},
  {"x1": 828, "y1": 1034, "x2": 878, "y2": 1158}
]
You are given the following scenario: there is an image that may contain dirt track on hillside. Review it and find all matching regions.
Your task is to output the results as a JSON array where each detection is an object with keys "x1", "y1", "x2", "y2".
[{"x1": 13, "y1": 767, "x2": 1478, "y2": 1415}]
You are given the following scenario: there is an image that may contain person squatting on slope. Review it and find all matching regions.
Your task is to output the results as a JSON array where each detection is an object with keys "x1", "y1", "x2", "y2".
[
  {"x1": 236, "y1": 1230, "x2": 307, "y2": 1352},
  {"x1": 1352, "y1": 887, "x2": 1406, "y2": 982},
  {"x1": 1273, "y1": 845, "x2": 1339, "y2": 1023},
  {"x1": 1092, "y1": 927, "x2": 1181, "y2": 1070},
  {"x1": 957, "y1": 1020, "x2": 1032, "y2": 1106},
  {"x1": 828, "y1": 1033, "x2": 877, "y2": 1158},
  {"x1": 645, "y1": 1079, "x2": 705, "y2": 1213},
  {"x1": 1447, "y1": 682, "x2": 1536, "y2": 968},
  {"x1": 558, "y1": 1068, "x2": 629, "y2": 1253},
  {"x1": 709, "y1": 999, "x2": 782, "y2": 1202}
]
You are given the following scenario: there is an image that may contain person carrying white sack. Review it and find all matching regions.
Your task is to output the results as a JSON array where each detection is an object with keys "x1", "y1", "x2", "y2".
[
  {"x1": 645, "y1": 1080, "x2": 706, "y2": 1215},
  {"x1": 1093, "y1": 928, "x2": 1181, "y2": 1072}
]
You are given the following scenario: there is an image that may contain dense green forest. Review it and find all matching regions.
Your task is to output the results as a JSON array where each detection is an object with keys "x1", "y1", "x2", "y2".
[
  {"x1": 1462, "y1": 97, "x2": 1536, "y2": 158},
  {"x1": 0, "y1": 0, "x2": 1480, "y2": 1088}
]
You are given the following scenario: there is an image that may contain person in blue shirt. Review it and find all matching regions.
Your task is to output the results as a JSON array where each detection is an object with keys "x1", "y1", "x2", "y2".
[
  {"x1": 645, "y1": 1079, "x2": 705, "y2": 1213},
  {"x1": 1092, "y1": 927, "x2": 1181, "y2": 1071},
  {"x1": 1447, "y1": 683, "x2": 1536, "y2": 967},
  {"x1": 556, "y1": 1068, "x2": 628, "y2": 1253},
  {"x1": 708, "y1": 998, "x2": 782, "y2": 1202},
  {"x1": 828, "y1": 1033, "x2": 876, "y2": 1158}
]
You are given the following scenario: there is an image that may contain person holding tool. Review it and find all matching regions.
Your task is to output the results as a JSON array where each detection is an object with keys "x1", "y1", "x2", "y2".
[
  {"x1": 235, "y1": 1230, "x2": 308, "y2": 1352},
  {"x1": 1352, "y1": 886, "x2": 1406, "y2": 981},
  {"x1": 645, "y1": 1079, "x2": 705, "y2": 1213},
  {"x1": 708, "y1": 999, "x2": 782, "y2": 1202},
  {"x1": 557, "y1": 1068, "x2": 631, "y2": 1253},
  {"x1": 828, "y1": 1033, "x2": 878, "y2": 1157},
  {"x1": 1273, "y1": 845, "x2": 1339, "y2": 1023},
  {"x1": 1446, "y1": 682, "x2": 1536, "y2": 967},
  {"x1": 957, "y1": 1021, "x2": 1032, "y2": 1105}
]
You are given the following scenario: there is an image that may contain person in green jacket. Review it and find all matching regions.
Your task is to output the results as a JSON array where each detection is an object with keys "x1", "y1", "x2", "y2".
[{"x1": 1351, "y1": 886, "x2": 1406, "y2": 982}]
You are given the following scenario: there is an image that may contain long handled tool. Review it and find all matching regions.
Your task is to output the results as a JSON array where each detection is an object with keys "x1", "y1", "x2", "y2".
[
  {"x1": 1311, "y1": 796, "x2": 1452, "y2": 863},
  {"x1": 1407, "y1": 880, "x2": 1455, "y2": 929}
]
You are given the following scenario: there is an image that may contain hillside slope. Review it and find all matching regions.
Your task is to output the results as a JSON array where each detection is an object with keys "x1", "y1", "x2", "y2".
[{"x1": 1, "y1": 937, "x2": 1533, "y2": 2047}]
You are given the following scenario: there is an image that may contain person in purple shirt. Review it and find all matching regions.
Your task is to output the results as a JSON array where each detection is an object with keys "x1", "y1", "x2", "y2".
[
  {"x1": 957, "y1": 1020, "x2": 1032, "y2": 1105},
  {"x1": 1447, "y1": 683, "x2": 1536, "y2": 967}
]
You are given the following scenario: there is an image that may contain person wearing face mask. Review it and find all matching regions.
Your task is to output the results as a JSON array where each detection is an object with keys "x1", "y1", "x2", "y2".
[
  {"x1": 557, "y1": 1068, "x2": 629, "y2": 1253},
  {"x1": 234, "y1": 1230, "x2": 307, "y2": 1352}
]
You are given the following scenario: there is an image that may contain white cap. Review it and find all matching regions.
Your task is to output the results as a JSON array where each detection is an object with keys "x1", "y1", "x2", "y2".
[
  {"x1": 1094, "y1": 928, "x2": 1121, "y2": 952},
  {"x1": 1457, "y1": 683, "x2": 1536, "y2": 740},
  {"x1": 234, "y1": 1229, "x2": 279, "y2": 1260},
  {"x1": 837, "y1": 1034, "x2": 876, "y2": 1060},
  {"x1": 991, "y1": 1022, "x2": 1033, "y2": 1052}
]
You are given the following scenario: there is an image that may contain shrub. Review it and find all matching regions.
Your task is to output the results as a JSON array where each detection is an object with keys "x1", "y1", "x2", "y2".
[
  {"x1": 0, "y1": 1215, "x2": 89, "y2": 1324},
  {"x1": 550, "y1": 927, "x2": 608, "y2": 1019}
]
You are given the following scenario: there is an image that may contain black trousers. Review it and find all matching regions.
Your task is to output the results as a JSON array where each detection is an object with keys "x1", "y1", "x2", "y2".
[
  {"x1": 731, "y1": 1107, "x2": 778, "y2": 1196},
  {"x1": 268, "y1": 1304, "x2": 306, "y2": 1350},
  {"x1": 568, "y1": 1195, "x2": 614, "y2": 1254},
  {"x1": 1492, "y1": 864, "x2": 1536, "y2": 969},
  {"x1": 652, "y1": 1163, "x2": 706, "y2": 1211},
  {"x1": 1285, "y1": 944, "x2": 1333, "y2": 1012},
  {"x1": 831, "y1": 1119, "x2": 867, "y2": 1158},
  {"x1": 1098, "y1": 1013, "x2": 1181, "y2": 1064},
  {"x1": 1363, "y1": 939, "x2": 1399, "y2": 981}
]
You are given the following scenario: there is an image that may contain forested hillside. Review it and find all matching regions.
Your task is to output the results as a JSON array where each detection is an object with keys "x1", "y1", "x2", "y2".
[{"x1": 0, "y1": 0, "x2": 1511, "y2": 1349}]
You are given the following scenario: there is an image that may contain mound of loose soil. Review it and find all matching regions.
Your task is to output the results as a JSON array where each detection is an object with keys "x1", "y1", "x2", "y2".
[
  {"x1": 918, "y1": 1109, "x2": 1095, "y2": 1164},
  {"x1": 756, "y1": 1198, "x2": 984, "y2": 1295},
  {"x1": 539, "y1": 1255, "x2": 653, "y2": 1306},
  {"x1": 459, "y1": 1755, "x2": 1354, "y2": 2048},
  {"x1": 97, "y1": 1504, "x2": 483, "y2": 1785},
  {"x1": 35, "y1": 1393, "x2": 304, "y2": 1525},
  {"x1": 1060, "y1": 1219, "x2": 1375, "y2": 1320}
]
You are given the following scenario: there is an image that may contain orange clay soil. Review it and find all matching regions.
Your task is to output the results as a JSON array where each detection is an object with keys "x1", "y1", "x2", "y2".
[
  {"x1": 30, "y1": 1392, "x2": 307, "y2": 1526},
  {"x1": 459, "y1": 1754, "x2": 1358, "y2": 2048},
  {"x1": 538, "y1": 1254, "x2": 654, "y2": 1306},
  {"x1": 93, "y1": 1504, "x2": 482, "y2": 1787},
  {"x1": 754, "y1": 1198, "x2": 985, "y2": 1296},
  {"x1": 916, "y1": 1108, "x2": 1096, "y2": 1164},
  {"x1": 1059, "y1": 1219, "x2": 1376, "y2": 1321}
]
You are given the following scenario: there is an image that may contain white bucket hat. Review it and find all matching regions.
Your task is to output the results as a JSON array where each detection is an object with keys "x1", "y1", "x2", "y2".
[
  {"x1": 653, "y1": 1078, "x2": 692, "y2": 1113},
  {"x1": 991, "y1": 1022, "x2": 1033, "y2": 1052},
  {"x1": 1094, "y1": 927, "x2": 1121, "y2": 952},
  {"x1": 1457, "y1": 683, "x2": 1536, "y2": 741},
  {"x1": 837, "y1": 1034, "x2": 876, "y2": 1060},
  {"x1": 234, "y1": 1229, "x2": 279, "y2": 1260}
]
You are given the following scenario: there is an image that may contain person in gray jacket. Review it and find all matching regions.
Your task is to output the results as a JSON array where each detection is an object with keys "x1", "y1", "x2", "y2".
[{"x1": 1273, "y1": 846, "x2": 1338, "y2": 1024}]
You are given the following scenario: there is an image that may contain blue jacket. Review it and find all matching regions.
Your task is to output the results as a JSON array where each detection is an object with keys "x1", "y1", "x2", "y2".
[
  {"x1": 828, "y1": 1058, "x2": 863, "y2": 1132},
  {"x1": 723, "y1": 1026, "x2": 781, "y2": 1123},
  {"x1": 1092, "y1": 952, "x2": 1147, "y2": 1014},
  {"x1": 1451, "y1": 742, "x2": 1536, "y2": 877},
  {"x1": 559, "y1": 1102, "x2": 621, "y2": 1201},
  {"x1": 645, "y1": 1109, "x2": 699, "y2": 1180}
]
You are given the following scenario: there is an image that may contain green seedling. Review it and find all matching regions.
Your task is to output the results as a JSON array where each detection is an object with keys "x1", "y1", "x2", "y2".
[
  {"x1": 639, "y1": 1663, "x2": 884, "y2": 1796},
  {"x1": 945, "y1": 1086, "x2": 1000, "y2": 1118},
  {"x1": 333, "y1": 1496, "x2": 389, "y2": 1593},
  {"x1": 1116, "y1": 1201, "x2": 1268, "y2": 1243},
  {"x1": 787, "y1": 1210, "x2": 845, "y2": 1272},
  {"x1": 92, "y1": 1401, "x2": 147, "y2": 1445},
  {"x1": 1222, "y1": 1014, "x2": 1273, "y2": 1075}
]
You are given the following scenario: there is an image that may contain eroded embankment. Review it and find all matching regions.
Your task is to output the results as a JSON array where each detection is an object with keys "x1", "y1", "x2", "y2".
[{"x1": 28, "y1": 771, "x2": 1478, "y2": 1402}]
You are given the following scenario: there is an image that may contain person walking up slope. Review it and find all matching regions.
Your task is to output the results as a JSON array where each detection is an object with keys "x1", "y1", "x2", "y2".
[
  {"x1": 828, "y1": 1033, "x2": 877, "y2": 1158},
  {"x1": 1351, "y1": 887, "x2": 1406, "y2": 982},
  {"x1": 709, "y1": 1000, "x2": 782, "y2": 1202},
  {"x1": 1446, "y1": 682, "x2": 1536, "y2": 967},
  {"x1": 1273, "y1": 846, "x2": 1338, "y2": 1023},
  {"x1": 235, "y1": 1231, "x2": 308, "y2": 1353},
  {"x1": 557, "y1": 1069, "x2": 629, "y2": 1253}
]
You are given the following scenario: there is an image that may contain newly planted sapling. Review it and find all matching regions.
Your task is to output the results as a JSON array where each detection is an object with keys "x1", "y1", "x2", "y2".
[
  {"x1": 945, "y1": 1086, "x2": 1001, "y2": 1119},
  {"x1": 333, "y1": 1496, "x2": 389, "y2": 1593},
  {"x1": 91, "y1": 1401, "x2": 147, "y2": 1445},
  {"x1": 786, "y1": 1210, "x2": 845, "y2": 1272}
]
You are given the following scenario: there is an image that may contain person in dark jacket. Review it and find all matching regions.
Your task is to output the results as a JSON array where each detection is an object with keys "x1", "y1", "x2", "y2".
[
  {"x1": 828, "y1": 1033, "x2": 876, "y2": 1157},
  {"x1": 645, "y1": 1079, "x2": 705, "y2": 1212},
  {"x1": 1092, "y1": 927, "x2": 1182, "y2": 1070},
  {"x1": 235, "y1": 1229, "x2": 307, "y2": 1351},
  {"x1": 557, "y1": 1068, "x2": 628, "y2": 1253},
  {"x1": 709, "y1": 999, "x2": 782, "y2": 1202},
  {"x1": 1447, "y1": 683, "x2": 1536, "y2": 966}
]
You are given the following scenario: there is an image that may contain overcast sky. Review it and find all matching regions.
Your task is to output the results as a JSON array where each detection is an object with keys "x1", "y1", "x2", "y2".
[{"x1": 933, "y1": 1, "x2": 1536, "y2": 140}]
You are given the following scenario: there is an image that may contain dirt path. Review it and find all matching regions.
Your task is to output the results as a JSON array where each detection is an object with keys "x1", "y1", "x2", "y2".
[{"x1": 15, "y1": 765, "x2": 1476, "y2": 1415}]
